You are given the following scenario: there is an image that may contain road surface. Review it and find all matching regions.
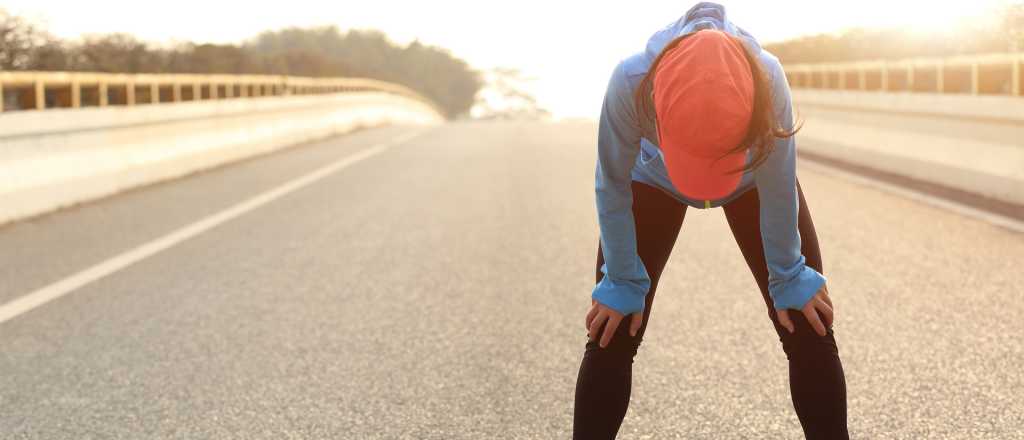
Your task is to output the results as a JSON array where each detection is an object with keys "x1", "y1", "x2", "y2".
[{"x1": 1, "y1": 122, "x2": 1022, "y2": 438}]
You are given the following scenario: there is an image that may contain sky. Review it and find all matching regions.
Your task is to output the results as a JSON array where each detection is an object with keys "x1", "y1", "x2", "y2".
[{"x1": 4, "y1": 0, "x2": 1013, "y2": 118}]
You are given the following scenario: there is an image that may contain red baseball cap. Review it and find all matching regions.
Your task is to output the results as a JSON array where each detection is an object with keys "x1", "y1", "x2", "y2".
[{"x1": 653, "y1": 29, "x2": 754, "y2": 201}]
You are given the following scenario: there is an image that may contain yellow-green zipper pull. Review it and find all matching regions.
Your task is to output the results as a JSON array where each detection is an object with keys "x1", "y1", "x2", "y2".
[{"x1": 704, "y1": 200, "x2": 711, "y2": 209}]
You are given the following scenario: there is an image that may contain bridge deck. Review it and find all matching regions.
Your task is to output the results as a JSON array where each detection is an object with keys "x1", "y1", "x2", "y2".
[{"x1": 1, "y1": 122, "x2": 1021, "y2": 438}]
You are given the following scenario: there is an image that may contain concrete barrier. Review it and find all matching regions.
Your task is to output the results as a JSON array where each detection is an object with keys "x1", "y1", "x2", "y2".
[
  {"x1": 0, "y1": 92, "x2": 442, "y2": 225},
  {"x1": 792, "y1": 89, "x2": 1024, "y2": 206}
]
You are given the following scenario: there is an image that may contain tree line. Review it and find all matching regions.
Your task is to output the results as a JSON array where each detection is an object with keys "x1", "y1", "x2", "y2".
[
  {"x1": 765, "y1": 3, "x2": 1024, "y2": 64},
  {"x1": 0, "y1": 10, "x2": 481, "y2": 118}
]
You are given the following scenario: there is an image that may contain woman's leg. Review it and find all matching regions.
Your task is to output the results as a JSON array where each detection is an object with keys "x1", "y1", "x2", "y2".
[
  {"x1": 722, "y1": 180, "x2": 849, "y2": 440},
  {"x1": 573, "y1": 181, "x2": 687, "y2": 440}
]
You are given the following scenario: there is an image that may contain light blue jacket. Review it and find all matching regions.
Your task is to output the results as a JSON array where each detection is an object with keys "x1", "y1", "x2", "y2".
[{"x1": 593, "y1": 2, "x2": 826, "y2": 316}]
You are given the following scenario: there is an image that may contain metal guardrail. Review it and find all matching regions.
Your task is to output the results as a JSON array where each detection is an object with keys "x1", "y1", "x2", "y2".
[
  {"x1": 786, "y1": 52, "x2": 1024, "y2": 96},
  {"x1": 0, "y1": 71, "x2": 437, "y2": 113}
]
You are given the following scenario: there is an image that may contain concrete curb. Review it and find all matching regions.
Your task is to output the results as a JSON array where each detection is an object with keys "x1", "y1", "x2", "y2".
[
  {"x1": 793, "y1": 89, "x2": 1024, "y2": 206},
  {"x1": 0, "y1": 92, "x2": 442, "y2": 226}
]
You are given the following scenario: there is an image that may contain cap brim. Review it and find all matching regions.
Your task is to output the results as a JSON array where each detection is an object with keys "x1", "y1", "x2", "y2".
[{"x1": 662, "y1": 148, "x2": 746, "y2": 201}]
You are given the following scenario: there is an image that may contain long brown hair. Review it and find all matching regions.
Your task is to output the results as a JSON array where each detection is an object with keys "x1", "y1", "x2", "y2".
[{"x1": 634, "y1": 31, "x2": 802, "y2": 174}]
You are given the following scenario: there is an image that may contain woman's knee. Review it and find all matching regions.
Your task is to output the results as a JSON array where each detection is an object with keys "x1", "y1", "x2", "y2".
[
  {"x1": 780, "y1": 329, "x2": 839, "y2": 363},
  {"x1": 772, "y1": 312, "x2": 840, "y2": 362},
  {"x1": 583, "y1": 322, "x2": 644, "y2": 363}
]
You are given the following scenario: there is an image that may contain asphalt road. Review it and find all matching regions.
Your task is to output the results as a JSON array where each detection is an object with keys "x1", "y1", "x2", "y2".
[{"x1": 1, "y1": 121, "x2": 1022, "y2": 439}]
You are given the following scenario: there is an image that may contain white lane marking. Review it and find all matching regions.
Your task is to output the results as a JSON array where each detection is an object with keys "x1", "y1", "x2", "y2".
[
  {"x1": 0, "y1": 130, "x2": 427, "y2": 325},
  {"x1": 801, "y1": 160, "x2": 1024, "y2": 234}
]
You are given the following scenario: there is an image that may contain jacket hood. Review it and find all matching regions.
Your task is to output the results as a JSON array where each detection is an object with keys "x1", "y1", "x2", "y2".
[{"x1": 645, "y1": 2, "x2": 761, "y2": 62}]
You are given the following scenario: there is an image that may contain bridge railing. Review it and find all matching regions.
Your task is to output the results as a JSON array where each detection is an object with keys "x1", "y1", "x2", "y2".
[
  {"x1": 0, "y1": 70, "x2": 443, "y2": 226},
  {"x1": 784, "y1": 52, "x2": 1024, "y2": 208},
  {"x1": 0, "y1": 71, "x2": 438, "y2": 114},
  {"x1": 785, "y1": 52, "x2": 1024, "y2": 97}
]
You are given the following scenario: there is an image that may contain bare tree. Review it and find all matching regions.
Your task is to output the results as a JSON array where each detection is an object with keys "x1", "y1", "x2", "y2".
[
  {"x1": 0, "y1": 9, "x2": 47, "y2": 70},
  {"x1": 472, "y1": 67, "x2": 550, "y2": 120},
  {"x1": 1007, "y1": 2, "x2": 1024, "y2": 52},
  {"x1": 76, "y1": 33, "x2": 164, "y2": 72}
]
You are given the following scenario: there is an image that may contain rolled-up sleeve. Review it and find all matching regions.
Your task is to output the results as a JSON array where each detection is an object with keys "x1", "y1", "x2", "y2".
[
  {"x1": 753, "y1": 58, "x2": 827, "y2": 310},
  {"x1": 591, "y1": 61, "x2": 650, "y2": 316}
]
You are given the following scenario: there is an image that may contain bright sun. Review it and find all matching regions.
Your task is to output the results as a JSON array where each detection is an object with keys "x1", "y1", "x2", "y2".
[
  {"x1": 905, "y1": 7, "x2": 976, "y2": 32},
  {"x1": 871, "y1": 1, "x2": 1002, "y2": 33}
]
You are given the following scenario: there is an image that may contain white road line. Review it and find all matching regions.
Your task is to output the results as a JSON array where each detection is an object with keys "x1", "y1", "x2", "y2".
[
  {"x1": 801, "y1": 160, "x2": 1024, "y2": 234},
  {"x1": 0, "y1": 130, "x2": 427, "y2": 325}
]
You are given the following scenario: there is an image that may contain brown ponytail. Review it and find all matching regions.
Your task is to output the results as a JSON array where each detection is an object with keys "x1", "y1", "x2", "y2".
[{"x1": 634, "y1": 32, "x2": 802, "y2": 174}]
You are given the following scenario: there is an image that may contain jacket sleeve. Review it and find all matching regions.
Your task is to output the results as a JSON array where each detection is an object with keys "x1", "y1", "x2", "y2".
[
  {"x1": 753, "y1": 59, "x2": 828, "y2": 311},
  {"x1": 591, "y1": 60, "x2": 650, "y2": 316}
]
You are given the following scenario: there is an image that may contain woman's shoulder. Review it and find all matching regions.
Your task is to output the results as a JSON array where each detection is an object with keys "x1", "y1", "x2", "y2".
[
  {"x1": 601, "y1": 52, "x2": 652, "y2": 124},
  {"x1": 611, "y1": 53, "x2": 652, "y2": 94},
  {"x1": 754, "y1": 48, "x2": 786, "y2": 83}
]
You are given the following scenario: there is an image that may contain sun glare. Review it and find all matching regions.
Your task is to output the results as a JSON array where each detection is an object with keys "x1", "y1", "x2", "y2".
[
  {"x1": 855, "y1": 1, "x2": 1005, "y2": 34},
  {"x1": 899, "y1": 5, "x2": 984, "y2": 33},
  {"x1": 1, "y1": 0, "x2": 1016, "y2": 119}
]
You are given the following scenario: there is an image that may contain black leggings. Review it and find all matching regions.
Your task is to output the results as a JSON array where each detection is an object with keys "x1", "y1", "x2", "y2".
[{"x1": 573, "y1": 180, "x2": 848, "y2": 439}]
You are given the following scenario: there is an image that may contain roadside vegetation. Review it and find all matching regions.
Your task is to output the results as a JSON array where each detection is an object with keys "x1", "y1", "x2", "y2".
[
  {"x1": 765, "y1": 3, "x2": 1024, "y2": 63},
  {"x1": 0, "y1": 10, "x2": 481, "y2": 118}
]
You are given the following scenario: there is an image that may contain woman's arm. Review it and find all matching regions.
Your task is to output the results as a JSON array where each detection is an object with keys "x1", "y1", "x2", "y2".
[
  {"x1": 592, "y1": 60, "x2": 650, "y2": 318},
  {"x1": 753, "y1": 56, "x2": 833, "y2": 334}
]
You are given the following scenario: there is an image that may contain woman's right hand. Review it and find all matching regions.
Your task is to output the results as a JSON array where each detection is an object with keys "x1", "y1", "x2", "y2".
[
  {"x1": 585, "y1": 299, "x2": 643, "y2": 348},
  {"x1": 776, "y1": 284, "x2": 834, "y2": 337}
]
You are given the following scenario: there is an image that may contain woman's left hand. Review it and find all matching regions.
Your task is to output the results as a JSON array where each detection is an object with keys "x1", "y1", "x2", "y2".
[
  {"x1": 776, "y1": 284, "x2": 834, "y2": 336},
  {"x1": 585, "y1": 299, "x2": 643, "y2": 348}
]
